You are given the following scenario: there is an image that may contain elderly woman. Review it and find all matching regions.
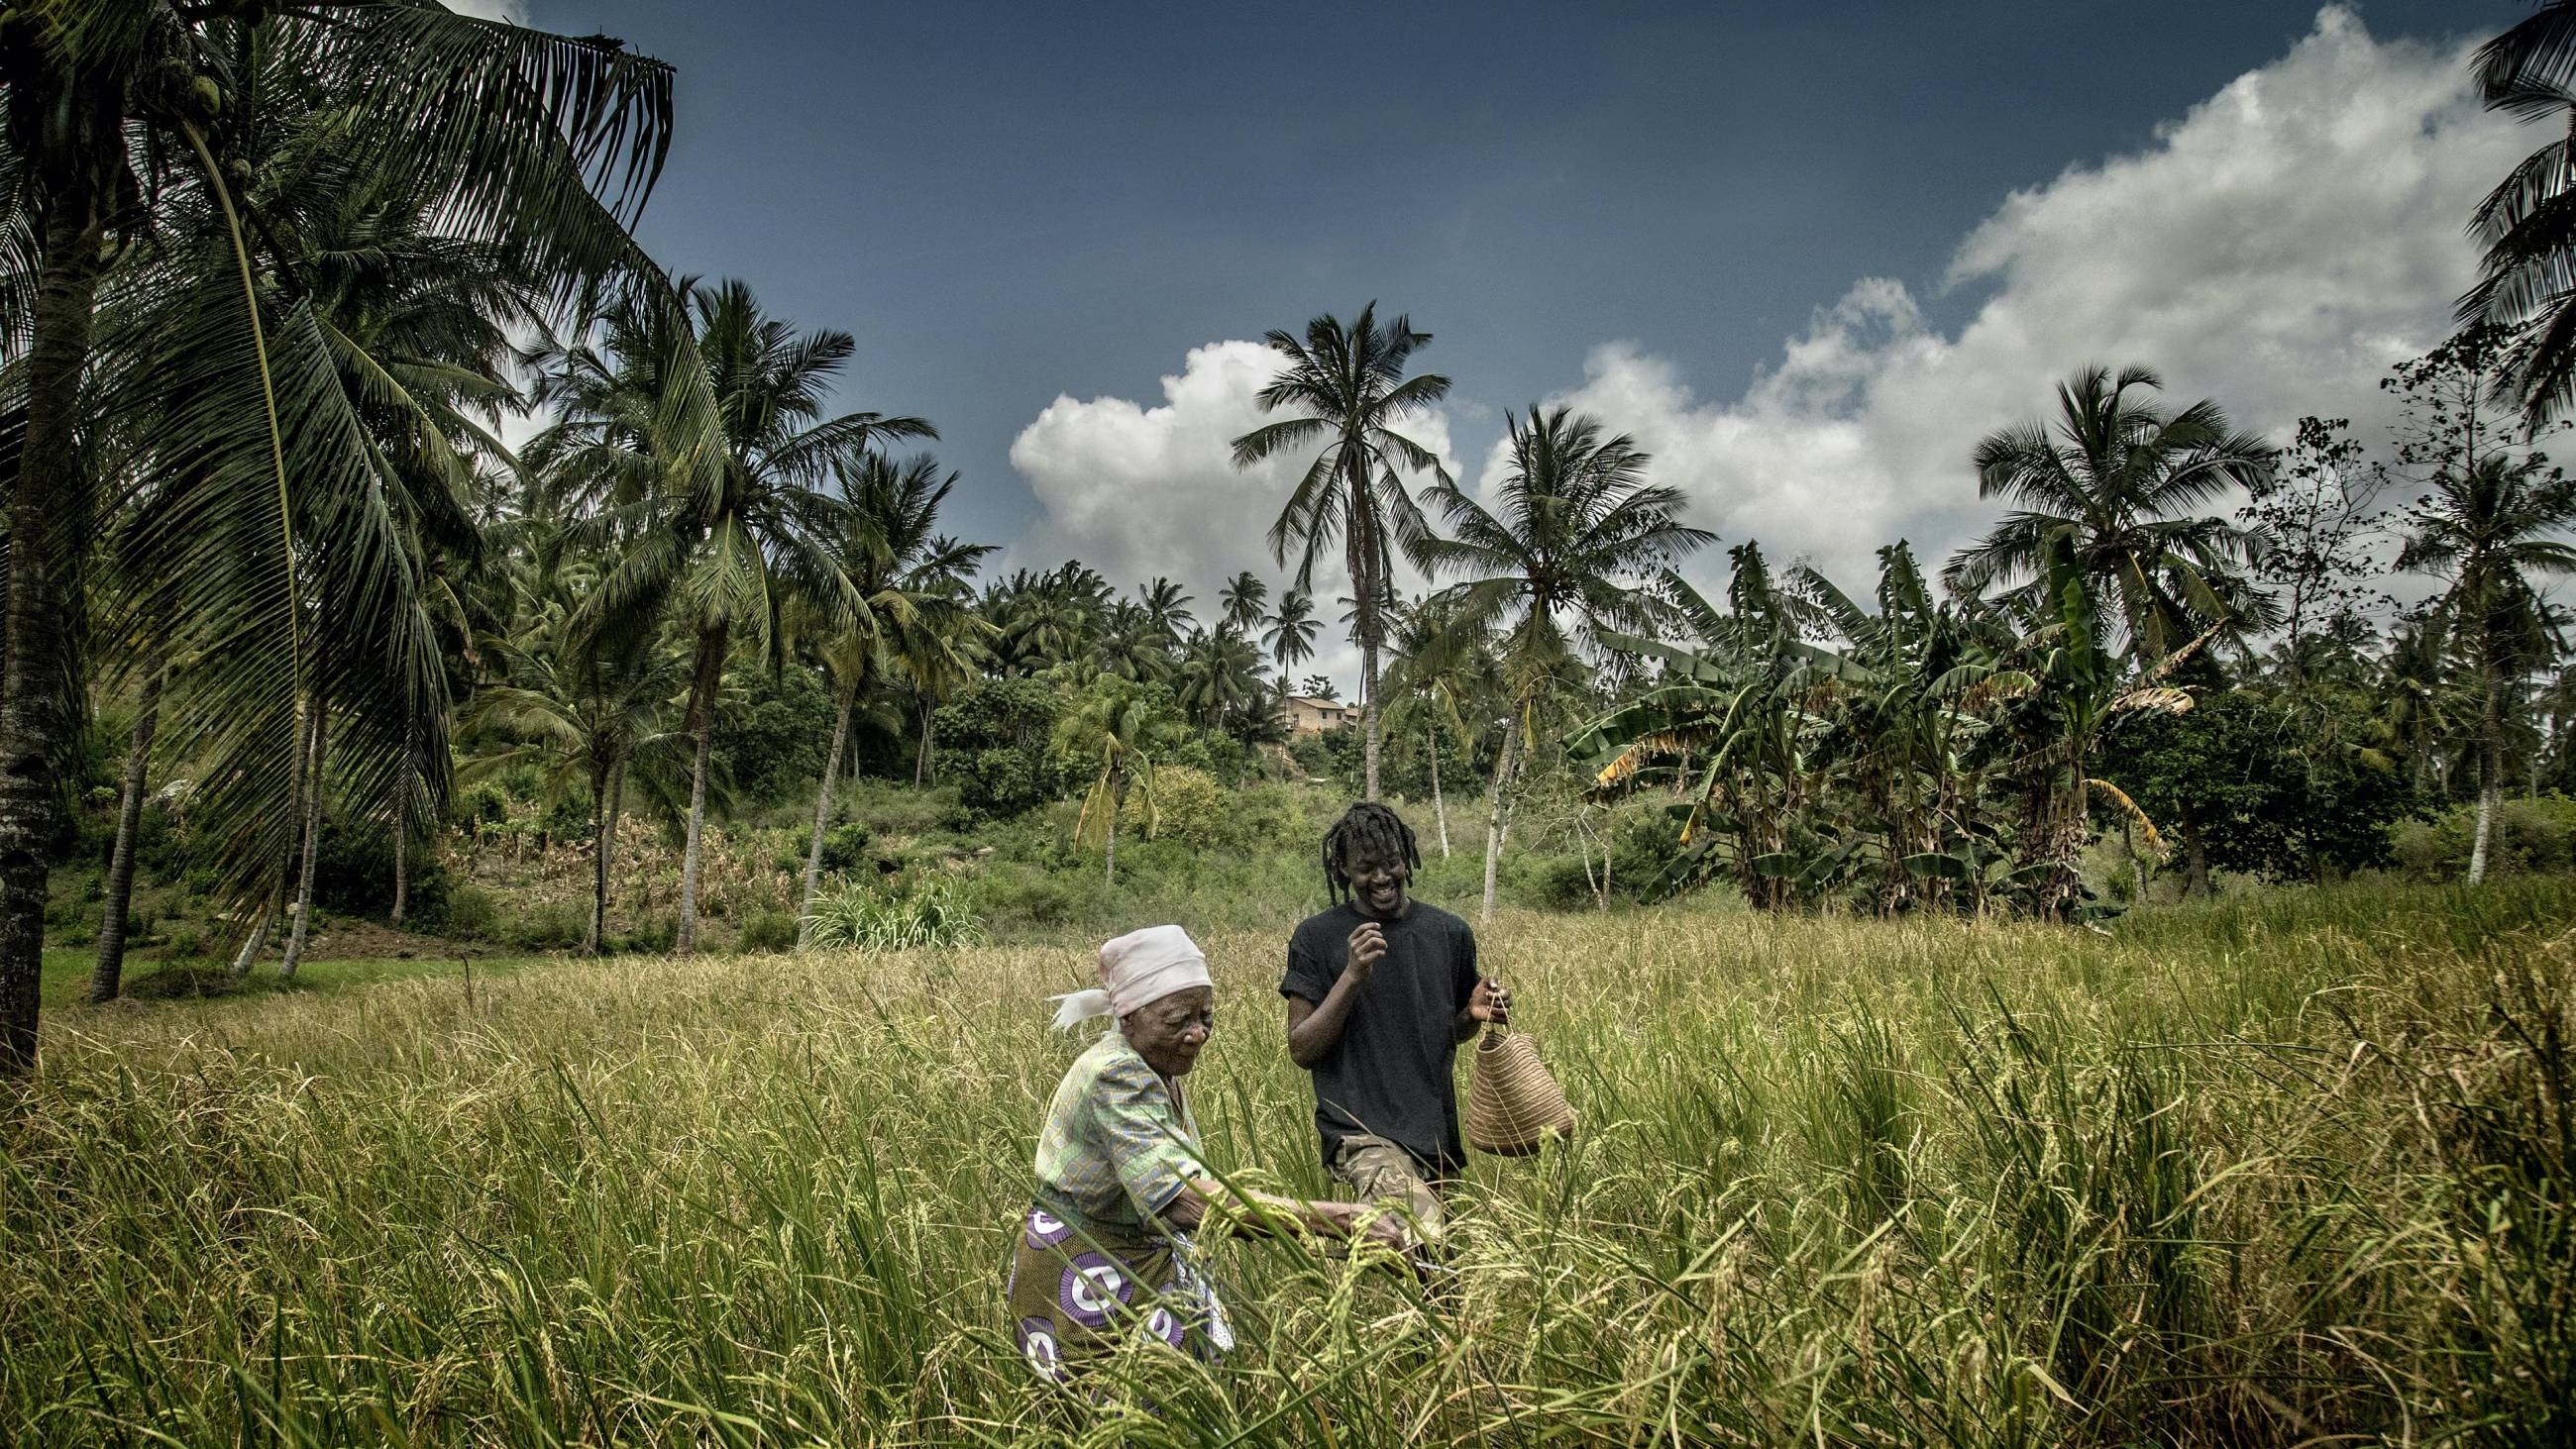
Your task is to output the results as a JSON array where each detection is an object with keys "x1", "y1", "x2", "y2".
[{"x1": 1010, "y1": 924, "x2": 1403, "y2": 1379}]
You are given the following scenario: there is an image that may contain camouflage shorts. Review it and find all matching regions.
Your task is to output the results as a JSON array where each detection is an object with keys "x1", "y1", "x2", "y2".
[{"x1": 1328, "y1": 1134, "x2": 1449, "y2": 1246}]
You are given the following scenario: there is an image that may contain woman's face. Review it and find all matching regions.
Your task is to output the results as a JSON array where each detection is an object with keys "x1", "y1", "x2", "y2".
[{"x1": 1124, "y1": 985, "x2": 1215, "y2": 1079}]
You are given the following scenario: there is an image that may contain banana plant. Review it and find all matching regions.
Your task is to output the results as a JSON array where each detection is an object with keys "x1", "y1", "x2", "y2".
[
  {"x1": 1570, "y1": 544, "x2": 1823, "y2": 909},
  {"x1": 1787, "y1": 543, "x2": 2030, "y2": 913}
]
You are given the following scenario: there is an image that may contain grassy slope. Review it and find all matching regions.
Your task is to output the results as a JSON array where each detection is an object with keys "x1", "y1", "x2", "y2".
[{"x1": 5, "y1": 882, "x2": 2572, "y2": 1445}]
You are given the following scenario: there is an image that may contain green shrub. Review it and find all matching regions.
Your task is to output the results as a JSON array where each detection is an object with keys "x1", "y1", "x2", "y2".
[
  {"x1": 816, "y1": 821, "x2": 873, "y2": 873},
  {"x1": 2394, "y1": 795, "x2": 2576, "y2": 880},
  {"x1": 1125, "y1": 765, "x2": 1226, "y2": 847},
  {"x1": 505, "y1": 903, "x2": 586, "y2": 952},
  {"x1": 443, "y1": 884, "x2": 500, "y2": 942},
  {"x1": 614, "y1": 913, "x2": 678, "y2": 955},
  {"x1": 804, "y1": 876, "x2": 985, "y2": 951},
  {"x1": 969, "y1": 862, "x2": 1079, "y2": 930},
  {"x1": 163, "y1": 926, "x2": 204, "y2": 958},
  {"x1": 711, "y1": 664, "x2": 834, "y2": 809},
  {"x1": 451, "y1": 780, "x2": 509, "y2": 828},
  {"x1": 736, "y1": 907, "x2": 799, "y2": 954}
]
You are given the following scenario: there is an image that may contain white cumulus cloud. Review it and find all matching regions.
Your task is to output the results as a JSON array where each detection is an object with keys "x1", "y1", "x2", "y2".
[
  {"x1": 1471, "y1": 5, "x2": 2525, "y2": 594},
  {"x1": 1007, "y1": 339, "x2": 1459, "y2": 682}
]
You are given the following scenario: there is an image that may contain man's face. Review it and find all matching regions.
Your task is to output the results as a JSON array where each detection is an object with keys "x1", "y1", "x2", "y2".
[
  {"x1": 1343, "y1": 840, "x2": 1411, "y2": 920},
  {"x1": 1125, "y1": 985, "x2": 1215, "y2": 1079}
]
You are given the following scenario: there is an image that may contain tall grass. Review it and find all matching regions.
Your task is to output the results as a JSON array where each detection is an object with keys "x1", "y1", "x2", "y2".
[{"x1": 4, "y1": 881, "x2": 2571, "y2": 1444}]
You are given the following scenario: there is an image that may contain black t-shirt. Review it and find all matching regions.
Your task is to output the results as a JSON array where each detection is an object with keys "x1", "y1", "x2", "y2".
[{"x1": 1279, "y1": 900, "x2": 1481, "y2": 1175}]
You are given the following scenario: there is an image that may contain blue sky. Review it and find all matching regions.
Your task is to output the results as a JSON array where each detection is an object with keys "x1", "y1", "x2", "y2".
[{"x1": 504, "y1": 0, "x2": 2526, "y2": 676}]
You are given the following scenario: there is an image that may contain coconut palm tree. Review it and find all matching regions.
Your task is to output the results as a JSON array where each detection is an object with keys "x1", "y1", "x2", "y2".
[
  {"x1": 1945, "y1": 365, "x2": 2278, "y2": 664},
  {"x1": 1097, "y1": 600, "x2": 1174, "y2": 683},
  {"x1": 983, "y1": 563, "x2": 1108, "y2": 674},
  {"x1": 1219, "y1": 571, "x2": 1268, "y2": 634},
  {"x1": 1136, "y1": 577, "x2": 1196, "y2": 650},
  {"x1": 86, "y1": 651, "x2": 167, "y2": 1002},
  {"x1": 1381, "y1": 593, "x2": 1503, "y2": 859},
  {"x1": 1058, "y1": 680, "x2": 1158, "y2": 886},
  {"x1": 533, "y1": 277, "x2": 932, "y2": 954},
  {"x1": 2398, "y1": 451, "x2": 2576, "y2": 880},
  {"x1": 0, "y1": 2, "x2": 682, "y2": 1072},
  {"x1": 467, "y1": 599, "x2": 690, "y2": 956},
  {"x1": 1414, "y1": 405, "x2": 1715, "y2": 921},
  {"x1": 1174, "y1": 626, "x2": 1266, "y2": 733},
  {"x1": 797, "y1": 454, "x2": 987, "y2": 945},
  {"x1": 1265, "y1": 588, "x2": 1321, "y2": 679},
  {"x1": 1230, "y1": 302, "x2": 1453, "y2": 799},
  {"x1": 901, "y1": 534, "x2": 995, "y2": 784},
  {"x1": 2462, "y1": 2, "x2": 2576, "y2": 424}
]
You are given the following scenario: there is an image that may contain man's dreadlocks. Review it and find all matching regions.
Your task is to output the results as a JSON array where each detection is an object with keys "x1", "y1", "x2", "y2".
[{"x1": 1323, "y1": 801, "x2": 1421, "y2": 905}]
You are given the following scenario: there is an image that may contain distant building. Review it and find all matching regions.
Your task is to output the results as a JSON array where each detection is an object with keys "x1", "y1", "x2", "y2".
[{"x1": 1280, "y1": 694, "x2": 1354, "y2": 735}]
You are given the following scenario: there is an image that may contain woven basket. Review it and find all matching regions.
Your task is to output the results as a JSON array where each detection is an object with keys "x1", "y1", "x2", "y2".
[{"x1": 1465, "y1": 1025, "x2": 1576, "y2": 1156}]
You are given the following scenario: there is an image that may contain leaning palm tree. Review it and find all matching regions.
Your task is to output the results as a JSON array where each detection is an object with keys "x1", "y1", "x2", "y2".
[
  {"x1": 1058, "y1": 681, "x2": 1158, "y2": 886},
  {"x1": 534, "y1": 278, "x2": 933, "y2": 954},
  {"x1": 2462, "y1": 1, "x2": 2576, "y2": 425},
  {"x1": 1945, "y1": 365, "x2": 2278, "y2": 664},
  {"x1": 1415, "y1": 405, "x2": 1715, "y2": 921},
  {"x1": 1231, "y1": 302, "x2": 1453, "y2": 799},
  {"x1": 0, "y1": 2, "x2": 683, "y2": 1072},
  {"x1": 2398, "y1": 451, "x2": 2576, "y2": 881}
]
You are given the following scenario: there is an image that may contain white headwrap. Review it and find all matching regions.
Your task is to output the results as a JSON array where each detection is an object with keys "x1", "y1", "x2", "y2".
[{"x1": 1050, "y1": 924, "x2": 1212, "y2": 1031}]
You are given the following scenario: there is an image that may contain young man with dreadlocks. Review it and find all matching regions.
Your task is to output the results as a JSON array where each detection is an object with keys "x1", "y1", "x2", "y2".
[{"x1": 1279, "y1": 801, "x2": 1511, "y2": 1249}]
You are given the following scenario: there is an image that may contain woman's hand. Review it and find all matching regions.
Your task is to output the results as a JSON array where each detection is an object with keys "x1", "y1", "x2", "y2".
[
  {"x1": 1320, "y1": 1198, "x2": 1412, "y2": 1253},
  {"x1": 1359, "y1": 1211, "x2": 1411, "y2": 1253}
]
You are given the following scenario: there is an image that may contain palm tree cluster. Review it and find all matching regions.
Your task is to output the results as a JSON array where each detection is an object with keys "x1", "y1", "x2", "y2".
[{"x1": 1568, "y1": 353, "x2": 2576, "y2": 919}]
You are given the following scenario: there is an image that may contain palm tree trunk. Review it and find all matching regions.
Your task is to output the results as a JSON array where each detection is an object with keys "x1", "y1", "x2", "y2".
[
  {"x1": 0, "y1": 192, "x2": 110, "y2": 1076},
  {"x1": 677, "y1": 622, "x2": 728, "y2": 956},
  {"x1": 1360, "y1": 635, "x2": 1383, "y2": 800},
  {"x1": 801, "y1": 682, "x2": 856, "y2": 948},
  {"x1": 390, "y1": 823, "x2": 407, "y2": 930},
  {"x1": 2470, "y1": 648, "x2": 2506, "y2": 884},
  {"x1": 590, "y1": 762, "x2": 625, "y2": 955},
  {"x1": 915, "y1": 699, "x2": 935, "y2": 786},
  {"x1": 88, "y1": 654, "x2": 167, "y2": 1003},
  {"x1": 678, "y1": 725, "x2": 712, "y2": 954},
  {"x1": 1429, "y1": 724, "x2": 1449, "y2": 857},
  {"x1": 1479, "y1": 722, "x2": 1521, "y2": 926},
  {"x1": 227, "y1": 891, "x2": 280, "y2": 982},
  {"x1": 278, "y1": 694, "x2": 330, "y2": 981},
  {"x1": 2183, "y1": 815, "x2": 2211, "y2": 899},
  {"x1": 1106, "y1": 809, "x2": 1119, "y2": 886}
]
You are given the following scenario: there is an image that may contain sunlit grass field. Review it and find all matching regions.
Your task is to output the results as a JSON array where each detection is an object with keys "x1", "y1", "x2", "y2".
[{"x1": 7, "y1": 883, "x2": 2573, "y2": 1445}]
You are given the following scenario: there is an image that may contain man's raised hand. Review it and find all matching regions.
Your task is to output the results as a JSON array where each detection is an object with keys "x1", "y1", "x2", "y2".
[{"x1": 1345, "y1": 922, "x2": 1387, "y2": 983}]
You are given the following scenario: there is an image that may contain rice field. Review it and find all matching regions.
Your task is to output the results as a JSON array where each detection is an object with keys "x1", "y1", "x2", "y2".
[{"x1": 5, "y1": 882, "x2": 2573, "y2": 1446}]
